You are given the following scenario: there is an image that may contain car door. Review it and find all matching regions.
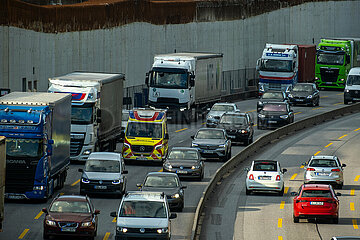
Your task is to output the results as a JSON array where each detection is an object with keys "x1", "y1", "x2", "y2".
[
  {"x1": 246, "y1": 114, "x2": 254, "y2": 137},
  {"x1": 287, "y1": 104, "x2": 294, "y2": 123}
]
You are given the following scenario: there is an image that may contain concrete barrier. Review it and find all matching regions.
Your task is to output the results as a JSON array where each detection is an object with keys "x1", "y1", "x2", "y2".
[{"x1": 191, "y1": 102, "x2": 360, "y2": 240}]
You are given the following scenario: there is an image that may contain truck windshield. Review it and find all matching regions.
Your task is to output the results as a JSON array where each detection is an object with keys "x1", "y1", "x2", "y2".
[
  {"x1": 260, "y1": 59, "x2": 293, "y2": 72},
  {"x1": 71, "y1": 104, "x2": 93, "y2": 124},
  {"x1": 126, "y1": 122, "x2": 163, "y2": 138},
  {"x1": 346, "y1": 75, "x2": 360, "y2": 85},
  {"x1": 317, "y1": 53, "x2": 344, "y2": 65},
  {"x1": 150, "y1": 68, "x2": 188, "y2": 89},
  {"x1": 6, "y1": 138, "x2": 43, "y2": 158}
]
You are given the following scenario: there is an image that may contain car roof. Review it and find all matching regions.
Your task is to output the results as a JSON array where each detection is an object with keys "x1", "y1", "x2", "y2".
[
  {"x1": 213, "y1": 102, "x2": 236, "y2": 106},
  {"x1": 197, "y1": 127, "x2": 224, "y2": 132},
  {"x1": 263, "y1": 102, "x2": 288, "y2": 105},
  {"x1": 123, "y1": 191, "x2": 166, "y2": 202},
  {"x1": 310, "y1": 155, "x2": 337, "y2": 160},
  {"x1": 88, "y1": 152, "x2": 121, "y2": 161},
  {"x1": 146, "y1": 172, "x2": 178, "y2": 177},
  {"x1": 54, "y1": 195, "x2": 88, "y2": 202},
  {"x1": 170, "y1": 147, "x2": 199, "y2": 152},
  {"x1": 221, "y1": 112, "x2": 247, "y2": 117},
  {"x1": 301, "y1": 184, "x2": 331, "y2": 190},
  {"x1": 349, "y1": 67, "x2": 360, "y2": 75},
  {"x1": 254, "y1": 160, "x2": 278, "y2": 164}
]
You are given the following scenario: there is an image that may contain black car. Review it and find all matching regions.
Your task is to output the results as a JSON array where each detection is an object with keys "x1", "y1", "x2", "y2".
[
  {"x1": 217, "y1": 112, "x2": 254, "y2": 145},
  {"x1": 257, "y1": 90, "x2": 288, "y2": 112},
  {"x1": 163, "y1": 147, "x2": 204, "y2": 181},
  {"x1": 257, "y1": 102, "x2": 294, "y2": 129},
  {"x1": 137, "y1": 172, "x2": 186, "y2": 212},
  {"x1": 288, "y1": 83, "x2": 320, "y2": 106}
]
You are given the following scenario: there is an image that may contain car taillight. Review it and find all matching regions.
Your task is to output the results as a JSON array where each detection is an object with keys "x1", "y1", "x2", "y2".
[
  {"x1": 249, "y1": 174, "x2": 254, "y2": 180},
  {"x1": 331, "y1": 168, "x2": 340, "y2": 172},
  {"x1": 307, "y1": 168, "x2": 315, "y2": 171},
  {"x1": 276, "y1": 175, "x2": 281, "y2": 181}
]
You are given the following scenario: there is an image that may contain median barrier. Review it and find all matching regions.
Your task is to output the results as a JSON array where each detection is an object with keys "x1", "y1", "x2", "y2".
[{"x1": 191, "y1": 102, "x2": 360, "y2": 240}]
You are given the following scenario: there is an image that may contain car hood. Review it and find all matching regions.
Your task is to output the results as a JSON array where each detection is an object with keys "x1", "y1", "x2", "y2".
[
  {"x1": 83, "y1": 172, "x2": 121, "y2": 180},
  {"x1": 208, "y1": 111, "x2": 226, "y2": 117},
  {"x1": 48, "y1": 213, "x2": 92, "y2": 222},
  {"x1": 259, "y1": 98, "x2": 283, "y2": 103},
  {"x1": 192, "y1": 139, "x2": 226, "y2": 145},
  {"x1": 260, "y1": 111, "x2": 288, "y2": 116},
  {"x1": 290, "y1": 91, "x2": 311, "y2": 97},
  {"x1": 167, "y1": 160, "x2": 199, "y2": 167},
  {"x1": 117, "y1": 217, "x2": 168, "y2": 228},
  {"x1": 141, "y1": 187, "x2": 179, "y2": 196},
  {"x1": 217, "y1": 124, "x2": 245, "y2": 130}
]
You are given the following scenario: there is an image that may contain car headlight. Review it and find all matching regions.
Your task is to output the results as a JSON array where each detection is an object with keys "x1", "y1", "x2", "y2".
[
  {"x1": 83, "y1": 150, "x2": 91, "y2": 155},
  {"x1": 81, "y1": 222, "x2": 92, "y2": 227},
  {"x1": 81, "y1": 178, "x2": 90, "y2": 184},
  {"x1": 258, "y1": 114, "x2": 265, "y2": 118},
  {"x1": 315, "y1": 77, "x2": 319, "y2": 80},
  {"x1": 307, "y1": 95, "x2": 313, "y2": 99},
  {"x1": 218, "y1": 144, "x2": 226, "y2": 148},
  {"x1": 279, "y1": 115, "x2": 289, "y2": 119},
  {"x1": 240, "y1": 129, "x2": 248, "y2": 134},
  {"x1": 258, "y1": 101, "x2": 263, "y2": 106},
  {"x1": 33, "y1": 186, "x2": 44, "y2": 190},
  {"x1": 345, "y1": 89, "x2": 350, "y2": 93},
  {"x1": 171, "y1": 193, "x2": 180, "y2": 199},
  {"x1": 157, "y1": 228, "x2": 169, "y2": 234},
  {"x1": 155, "y1": 144, "x2": 163, "y2": 150},
  {"x1": 340, "y1": 78, "x2": 345, "y2": 82},
  {"x1": 45, "y1": 220, "x2": 56, "y2": 226},
  {"x1": 164, "y1": 162, "x2": 172, "y2": 169},
  {"x1": 116, "y1": 227, "x2": 128, "y2": 233},
  {"x1": 192, "y1": 143, "x2": 199, "y2": 147},
  {"x1": 191, "y1": 165, "x2": 200, "y2": 169},
  {"x1": 112, "y1": 179, "x2": 123, "y2": 185},
  {"x1": 207, "y1": 115, "x2": 214, "y2": 119}
]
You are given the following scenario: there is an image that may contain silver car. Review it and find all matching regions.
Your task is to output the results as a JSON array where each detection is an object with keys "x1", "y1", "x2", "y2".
[
  {"x1": 303, "y1": 155, "x2": 346, "y2": 189},
  {"x1": 206, "y1": 103, "x2": 239, "y2": 128}
]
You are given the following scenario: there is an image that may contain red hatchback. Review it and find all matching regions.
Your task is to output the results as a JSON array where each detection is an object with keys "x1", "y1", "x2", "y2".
[
  {"x1": 292, "y1": 184, "x2": 341, "y2": 223},
  {"x1": 42, "y1": 195, "x2": 100, "y2": 239}
]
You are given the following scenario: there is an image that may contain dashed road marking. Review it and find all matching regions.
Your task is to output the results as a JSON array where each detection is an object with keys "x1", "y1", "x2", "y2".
[
  {"x1": 333, "y1": 102, "x2": 342, "y2": 106},
  {"x1": 336, "y1": 93, "x2": 343, "y2": 95},
  {"x1": 353, "y1": 219, "x2": 359, "y2": 229},
  {"x1": 351, "y1": 189, "x2": 355, "y2": 196},
  {"x1": 71, "y1": 179, "x2": 80, "y2": 186},
  {"x1": 284, "y1": 187, "x2": 289, "y2": 194},
  {"x1": 325, "y1": 143, "x2": 333, "y2": 148},
  {"x1": 278, "y1": 218, "x2": 282, "y2": 228},
  {"x1": 103, "y1": 232, "x2": 111, "y2": 240},
  {"x1": 314, "y1": 151, "x2": 321, "y2": 156},
  {"x1": 350, "y1": 202, "x2": 355, "y2": 211},
  {"x1": 355, "y1": 175, "x2": 360, "y2": 182},
  {"x1": 246, "y1": 110, "x2": 257, "y2": 113},
  {"x1": 18, "y1": 229, "x2": 29, "y2": 239},
  {"x1": 278, "y1": 237, "x2": 283, "y2": 240},
  {"x1": 175, "y1": 128, "x2": 188, "y2": 133},
  {"x1": 112, "y1": 217, "x2": 117, "y2": 223},
  {"x1": 34, "y1": 210, "x2": 44, "y2": 220},
  {"x1": 339, "y1": 134, "x2": 348, "y2": 139},
  {"x1": 290, "y1": 174, "x2": 297, "y2": 180},
  {"x1": 294, "y1": 112, "x2": 302, "y2": 115},
  {"x1": 280, "y1": 201, "x2": 285, "y2": 209},
  {"x1": 320, "y1": 96, "x2": 328, "y2": 98},
  {"x1": 158, "y1": 169, "x2": 163, "y2": 172},
  {"x1": 312, "y1": 107, "x2": 323, "y2": 110},
  {"x1": 300, "y1": 165, "x2": 304, "y2": 169}
]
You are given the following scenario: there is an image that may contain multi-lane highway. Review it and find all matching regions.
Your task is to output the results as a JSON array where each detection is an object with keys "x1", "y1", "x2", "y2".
[{"x1": 1, "y1": 91, "x2": 348, "y2": 240}]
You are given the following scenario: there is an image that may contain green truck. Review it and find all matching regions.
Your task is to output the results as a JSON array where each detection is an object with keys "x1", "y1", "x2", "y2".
[{"x1": 315, "y1": 38, "x2": 360, "y2": 89}]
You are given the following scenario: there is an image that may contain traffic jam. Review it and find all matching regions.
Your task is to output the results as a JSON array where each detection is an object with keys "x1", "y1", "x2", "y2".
[{"x1": 1, "y1": 38, "x2": 360, "y2": 240}]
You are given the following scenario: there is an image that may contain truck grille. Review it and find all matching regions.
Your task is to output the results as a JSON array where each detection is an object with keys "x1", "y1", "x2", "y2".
[
  {"x1": 5, "y1": 161, "x2": 36, "y2": 193},
  {"x1": 320, "y1": 67, "x2": 339, "y2": 82},
  {"x1": 131, "y1": 145, "x2": 154, "y2": 153},
  {"x1": 70, "y1": 138, "x2": 84, "y2": 156},
  {"x1": 157, "y1": 97, "x2": 179, "y2": 104}
]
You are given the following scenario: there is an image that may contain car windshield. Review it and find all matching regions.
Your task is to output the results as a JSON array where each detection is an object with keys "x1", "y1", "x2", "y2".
[
  {"x1": 347, "y1": 75, "x2": 360, "y2": 85},
  {"x1": 168, "y1": 150, "x2": 198, "y2": 160},
  {"x1": 309, "y1": 159, "x2": 338, "y2": 167},
  {"x1": 262, "y1": 104, "x2": 287, "y2": 112},
  {"x1": 317, "y1": 53, "x2": 344, "y2": 65},
  {"x1": 119, "y1": 201, "x2": 167, "y2": 218},
  {"x1": 6, "y1": 138, "x2": 43, "y2": 158},
  {"x1": 211, "y1": 105, "x2": 235, "y2": 112},
  {"x1": 126, "y1": 122, "x2": 163, "y2": 138},
  {"x1": 292, "y1": 85, "x2": 313, "y2": 92},
  {"x1": 85, "y1": 159, "x2": 120, "y2": 173},
  {"x1": 144, "y1": 175, "x2": 179, "y2": 188},
  {"x1": 220, "y1": 115, "x2": 246, "y2": 125},
  {"x1": 253, "y1": 162, "x2": 278, "y2": 171},
  {"x1": 262, "y1": 92, "x2": 284, "y2": 99},
  {"x1": 260, "y1": 59, "x2": 293, "y2": 72},
  {"x1": 195, "y1": 130, "x2": 225, "y2": 139},
  {"x1": 50, "y1": 200, "x2": 91, "y2": 213},
  {"x1": 301, "y1": 190, "x2": 332, "y2": 198}
]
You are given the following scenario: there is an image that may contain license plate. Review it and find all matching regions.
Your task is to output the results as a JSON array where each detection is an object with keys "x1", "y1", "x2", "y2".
[
  {"x1": 94, "y1": 185, "x2": 107, "y2": 189},
  {"x1": 203, "y1": 150, "x2": 213, "y2": 153},
  {"x1": 295, "y1": 99, "x2": 303, "y2": 102},
  {"x1": 316, "y1": 172, "x2": 329, "y2": 176},
  {"x1": 61, "y1": 228, "x2": 76, "y2": 232},
  {"x1": 177, "y1": 170, "x2": 187, "y2": 174},
  {"x1": 7, "y1": 194, "x2": 25, "y2": 200},
  {"x1": 258, "y1": 176, "x2": 271, "y2": 180},
  {"x1": 310, "y1": 201, "x2": 324, "y2": 205},
  {"x1": 268, "y1": 121, "x2": 277, "y2": 123},
  {"x1": 325, "y1": 82, "x2": 333, "y2": 84},
  {"x1": 136, "y1": 157, "x2": 147, "y2": 160},
  {"x1": 228, "y1": 135, "x2": 236, "y2": 138}
]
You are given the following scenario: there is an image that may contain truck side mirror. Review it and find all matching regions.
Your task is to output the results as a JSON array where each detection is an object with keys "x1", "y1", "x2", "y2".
[
  {"x1": 256, "y1": 58, "x2": 261, "y2": 71},
  {"x1": 48, "y1": 139, "x2": 54, "y2": 145},
  {"x1": 96, "y1": 109, "x2": 101, "y2": 123},
  {"x1": 190, "y1": 74, "x2": 195, "y2": 87},
  {"x1": 47, "y1": 142, "x2": 53, "y2": 156},
  {"x1": 346, "y1": 55, "x2": 350, "y2": 64},
  {"x1": 145, "y1": 72, "x2": 150, "y2": 86}
]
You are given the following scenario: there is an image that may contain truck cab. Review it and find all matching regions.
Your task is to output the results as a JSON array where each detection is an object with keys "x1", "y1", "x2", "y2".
[
  {"x1": 257, "y1": 44, "x2": 298, "y2": 95},
  {"x1": 122, "y1": 109, "x2": 168, "y2": 163}
]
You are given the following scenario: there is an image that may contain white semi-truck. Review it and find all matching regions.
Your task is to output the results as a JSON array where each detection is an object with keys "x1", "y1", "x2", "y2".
[
  {"x1": 146, "y1": 52, "x2": 223, "y2": 122},
  {"x1": 48, "y1": 72, "x2": 124, "y2": 161}
]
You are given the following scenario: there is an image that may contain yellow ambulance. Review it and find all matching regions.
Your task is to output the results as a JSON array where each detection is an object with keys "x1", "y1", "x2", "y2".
[{"x1": 122, "y1": 109, "x2": 169, "y2": 163}]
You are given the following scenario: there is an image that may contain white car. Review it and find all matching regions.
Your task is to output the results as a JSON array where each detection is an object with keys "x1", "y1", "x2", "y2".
[{"x1": 245, "y1": 160, "x2": 287, "y2": 195}]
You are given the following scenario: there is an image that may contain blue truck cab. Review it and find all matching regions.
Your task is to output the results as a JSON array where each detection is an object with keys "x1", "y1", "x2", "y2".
[{"x1": 0, "y1": 92, "x2": 71, "y2": 200}]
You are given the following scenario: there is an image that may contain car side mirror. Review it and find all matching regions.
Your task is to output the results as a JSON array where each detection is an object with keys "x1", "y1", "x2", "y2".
[
  {"x1": 170, "y1": 213, "x2": 177, "y2": 219},
  {"x1": 110, "y1": 212, "x2": 117, "y2": 218},
  {"x1": 136, "y1": 183, "x2": 142, "y2": 188},
  {"x1": 78, "y1": 168, "x2": 83, "y2": 172},
  {"x1": 191, "y1": 135, "x2": 194, "y2": 140},
  {"x1": 282, "y1": 169, "x2": 287, "y2": 173},
  {"x1": 336, "y1": 192, "x2": 342, "y2": 196},
  {"x1": 181, "y1": 186, "x2": 187, "y2": 189},
  {"x1": 122, "y1": 170, "x2": 128, "y2": 174},
  {"x1": 42, "y1": 208, "x2": 48, "y2": 213},
  {"x1": 244, "y1": 167, "x2": 250, "y2": 172},
  {"x1": 342, "y1": 164, "x2": 346, "y2": 167},
  {"x1": 164, "y1": 133, "x2": 169, "y2": 139},
  {"x1": 94, "y1": 209, "x2": 100, "y2": 215},
  {"x1": 291, "y1": 192, "x2": 298, "y2": 196}
]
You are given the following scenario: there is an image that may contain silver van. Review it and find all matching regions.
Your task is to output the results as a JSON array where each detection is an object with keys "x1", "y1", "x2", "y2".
[{"x1": 344, "y1": 67, "x2": 360, "y2": 104}]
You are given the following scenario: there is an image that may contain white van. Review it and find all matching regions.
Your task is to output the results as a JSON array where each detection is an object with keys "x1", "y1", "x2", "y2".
[{"x1": 344, "y1": 67, "x2": 360, "y2": 104}]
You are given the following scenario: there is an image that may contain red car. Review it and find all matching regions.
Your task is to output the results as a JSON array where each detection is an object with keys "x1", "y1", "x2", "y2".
[
  {"x1": 42, "y1": 195, "x2": 100, "y2": 239},
  {"x1": 292, "y1": 184, "x2": 341, "y2": 223}
]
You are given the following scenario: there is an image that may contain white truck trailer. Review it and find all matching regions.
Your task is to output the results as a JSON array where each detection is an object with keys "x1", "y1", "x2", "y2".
[
  {"x1": 146, "y1": 52, "x2": 223, "y2": 122},
  {"x1": 48, "y1": 72, "x2": 124, "y2": 161}
]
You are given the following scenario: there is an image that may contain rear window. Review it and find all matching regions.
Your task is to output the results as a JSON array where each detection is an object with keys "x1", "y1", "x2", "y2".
[
  {"x1": 301, "y1": 190, "x2": 332, "y2": 198},
  {"x1": 309, "y1": 159, "x2": 337, "y2": 167},
  {"x1": 253, "y1": 162, "x2": 277, "y2": 171}
]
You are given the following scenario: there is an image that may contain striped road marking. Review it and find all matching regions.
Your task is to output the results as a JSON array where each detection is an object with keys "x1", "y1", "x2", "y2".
[
  {"x1": 103, "y1": 232, "x2": 111, "y2": 240},
  {"x1": 280, "y1": 201, "x2": 285, "y2": 209},
  {"x1": 353, "y1": 219, "x2": 359, "y2": 229},
  {"x1": 355, "y1": 175, "x2": 360, "y2": 182},
  {"x1": 18, "y1": 229, "x2": 29, "y2": 239},
  {"x1": 339, "y1": 134, "x2": 348, "y2": 139},
  {"x1": 350, "y1": 202, "x2": 355, "y2": 211},
  {"x1": 325, "y1": 143, "x2": 333, "y2": 148},
  {"x1": 314, "y1": 151, "x2": 321, "y2": 156},
  {"x1": 284, "y1": 187, "x2": 289, "y2": 194},
  {"x1": 290, "y1": 174, "x2": 297, "y2": 180},
  {"x1": 71, "y1": 179, "x2": 80, "y2": 186},
  {"x1": 278, "y1": 218, "x2": 282, "y2": 228},
  {"x1": 175, "y1": 128, "x2": 188, "y2": 133},
  {"x1": 351, "y1": 189, "x2": 355, "y2": 196},
  {"x1": 34, "y1": 211, "x2": 44, "y2": 220}
]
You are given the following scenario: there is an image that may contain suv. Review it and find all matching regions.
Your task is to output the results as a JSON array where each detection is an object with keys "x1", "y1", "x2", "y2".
[
  {"x1": 257, "y1": 90, "x2": 288, "y2": 112},
  {"x1": 206, "y1": 103, "x2": 239, "y2": 128},
  {"x1": 110, "y1": 191, "x2": 177, "y2": 240}
]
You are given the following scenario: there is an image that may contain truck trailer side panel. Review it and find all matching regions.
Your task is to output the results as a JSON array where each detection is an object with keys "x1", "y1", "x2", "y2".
[
  {"x1": 298, "y1": 45, "x2": 316, "y2": 83},
  {"x1": 0, "y1": 136, "x2": 5, "y2": 231}
]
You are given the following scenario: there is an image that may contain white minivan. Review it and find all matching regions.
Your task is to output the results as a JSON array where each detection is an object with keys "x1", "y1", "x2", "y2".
[{"x1": 344, "y1": 67, "x2": 360, "y2": 104}]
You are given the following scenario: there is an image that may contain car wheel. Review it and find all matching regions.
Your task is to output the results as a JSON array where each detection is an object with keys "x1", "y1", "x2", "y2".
[
  {"x1": 293, "y1": 216, "x2": 299, "y2": 223},
  {"x1": 316, "y1": 98, "x2": 320, "y2": 106},
  {"x1": 227, "y1": 149, "x2": 232, "y2": 160},
  {"x1": 246, "y1": 188, "x2": 251, "y2": 195},
  {"x1": 312, "y1": 100, "x2": 316, "y2": 107},
  {"x1": 344, "y1": 99, "x2": 349, "y2": 105},
  {"x1": 337, "y1": 183, "x2": 343, "y2": 189},
  {"x1": 333, "y1": 217, "x2": 339, "y2": 224},
  {"x1": 43, "y1": 231, "x2": 49, "y2": 240},
  {"x1": 249, "y1": 136, "x2": 253, "y2": 144}
]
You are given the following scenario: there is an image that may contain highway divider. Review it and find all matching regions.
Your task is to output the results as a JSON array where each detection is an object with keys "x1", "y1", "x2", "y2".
[{"x1": 191, "y1": 102, "x2": 360, "y2": 240}]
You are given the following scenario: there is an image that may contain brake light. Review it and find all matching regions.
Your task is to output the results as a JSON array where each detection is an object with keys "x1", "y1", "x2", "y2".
[
  {"x1": 307, "y1": 168, "x2": 315, "y2": 171},
  {"x1": 331, "y1": 168, "x2": 340, "y2": 172},
  {"x1": 249, "y1": 174, "x2": 254, "y2": 180},
  {"x1": 276, "y1": 175, "x2": 281, "y2": 181}
]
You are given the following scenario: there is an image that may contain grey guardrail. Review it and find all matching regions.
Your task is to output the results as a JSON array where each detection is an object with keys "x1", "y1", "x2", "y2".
[{"x1": 191, "y1": 102, "x2": 360, "y2": 240}]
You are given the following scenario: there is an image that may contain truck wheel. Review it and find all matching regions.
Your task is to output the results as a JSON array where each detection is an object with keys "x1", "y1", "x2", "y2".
[{"x1": 246, "y1": 188, "x2": 251, "y2": 195}]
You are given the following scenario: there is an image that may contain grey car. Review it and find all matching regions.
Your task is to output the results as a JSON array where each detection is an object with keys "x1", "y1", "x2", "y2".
[
  {"x1": 191, "y1": 128, "x2": 231, "y2": 161},
  {"x1": 303, "y1": 155, "x2": 346, "y2": 189},
  {"x1": 206, "y1": 103, "x2": 239, "y2": 128},
  {"x1": 257, "y1": 90, "x2": 288, "y2": 112},
  {"x1": 79, "y1": 152, "x2": 128, "y2": 197}
]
